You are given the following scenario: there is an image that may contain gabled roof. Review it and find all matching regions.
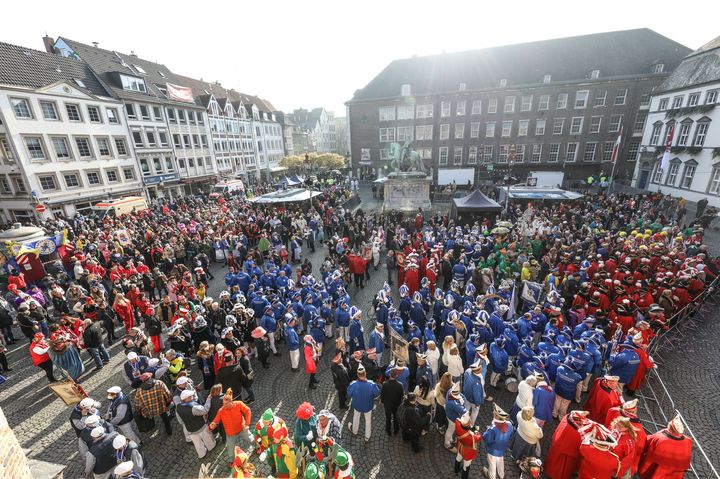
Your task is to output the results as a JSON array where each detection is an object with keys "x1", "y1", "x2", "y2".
[
  {"x1": 0, "y1": 41, "x2": 109, "y2": 97},
  {"x1": 349, "y1": 28, "x2": 691, "y2": 102},
  {"x1": 657, "y1": 35, "x2": 720, "y2": 92},
  {"x1": 57, "y1": 37, "x2": 200, "y2": 108}
]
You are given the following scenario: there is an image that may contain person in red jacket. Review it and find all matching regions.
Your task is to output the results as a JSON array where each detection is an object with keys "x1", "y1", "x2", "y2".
[
  {"x1": 584, "y1": 375, "x2": 622, "y2": 423},
  {"x1": 610, "y1": 301, "x2": 635, "y2": 335},
  {"x1": 611, "y1": 417, "x2": 638, "y2": 479},
  {"x1": 626, "y1": 332, "x2": 655, "y2": 395},
  {"x1": 425, "y1": 260, "x2": 438, "y2": 296},
  {"x1": 113, "y1": 293, "x2": 135, "y2": 333},
  {"x1": 405, "y1": 261, "x2": 420, "y2": 296},
  {"x1": 29, "y1": 332, "x2": 56, "y2": 382},
  {"x1": 454, "y1": 411, "x2": 482, "y2": 479},
  {"x1": 606, "y1": 399, "x2": 647, "y2": 476},
  {"x1": 639, "y1": 414, "x2": 693, "y2": 479},
  {"x1": 347, "y1": 251, "x2": 367, "y2": 289},
  {"x1": 544, "y1": 410, "x2": 591, "y2": 479},
  {"x1": 577, "y1": 422, "x2": 620, "y2": 479},
  {"x1": 304, "y1": 335, "x2": 319, "y2": 390}
]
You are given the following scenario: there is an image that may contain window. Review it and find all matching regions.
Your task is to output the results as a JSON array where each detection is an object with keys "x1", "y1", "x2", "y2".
[
  {"x1": 693, "y1": 121, "x2": 709, "y2": 146},
  {"x1": 499, "y1": 145, "x2": 510, "y2": 163},
  {"x1": 453, "y1": 147, "x2": 463, "y2": 165},
  {"x1": 651, "y1": 162, "x2": 662, "y2": 183},
  {"x1": 152, "y1": 106, "x2": 163, "y2": 121},
  {"x1": 575, "y1": 90, "x2": 589, "y2": 109},
  {"x1": 504, "y1": 96, "x2": 515, "y2": 113},
  {"x1": 677, "y1": 122, "x2": 692, "y2": 146},
  {"x1": 650, "y1": 122, "x2": 662, "y2": 145},
  {"x1": 535, "y1": 119, "x2": 546, "y2": 136},
  {"x1": 483, "y1": 145, "x2": 494, "y2": 163},
  {"x1": 123, "y1": 168, "x2": 135, "y2": 180},
  {"x1": 87, "y1": 106, "x2": 102, "y2": 123},
  {"x1": 0, "y1": 177, "x2": 10, "y2": 194},
  {"x1": 583, "y1": 142, "x2": 597, "y2": 161},
  {"x1": 570, "y1": 117, "x2": 584, "y2": 134},
  {"x1": 40, "y1": 101, "x2": 59, "y2": 120},
  {"x1": 178, "y1": 110, "x2": 186, "y2": 123},
  {"x1": 415, "y1": 125, "x2": 433, "y2": 140},
  {"x1": 416, "y1": 104, "x2": 433, "y2": 119},
  {"x1": 39, "y1": 175, "x2": 57, "y2": 191},
  {"x1": 499, "y1": 78, "x2": 507, "y2": 87},
  {"x1": 197, "y1": 113, "x2": 205, "y2": 125},
  {"x1": 501, "y1": 120, "x2": 512, "y2": 137},
  {"x1": 132, "y1": 130, "x2": 144, "y2": 147},
  {"x1": 658, "y1": 98, "x2": 669, "y2": 111},
  {"x1": 486, "y1": 122, "x2": 496, "y2": 137},
  {"x1": 182, "y1": 135, "x2": 191, "y2": 148},
  {"x1": 590, "y1": 69, "x2": 600, "y2": 79},
  {"x1": 590, "y1": 116, "x2": 602, "y2": 134},
  {"x1": 603, "y1": 141, "x2": 615, "y2": 162},
  {"x1": 440, "y1": 124, "x2": 450, "y2": 140},
  {"x1": 192, "y1": 135, "x2": 200, "y2": 147},
  {"x1": 515, "y1": 145, "x2": 525, "y2": 163},
  {"x1": 640, "y1": 90, "x2": 651, "y2": 107},
  {"x1": 518, "y1": 120, "x2": 529, "y2": 136},
  {"x1": 709, "y1": 168, "x2": 720, "y2": 194},
  {"x1": 548, "y1": 144, "x2": 560, "y2": 162},
  {"x1": 64, "y1": 173, "x2": 80, "y2": 188},
  {"x1": 65, "y1": 104, "x2": 82, "y2": 121},
  {"x1": 688, "y1": 93, "x2": 700, "y2": 107},
  {"x1": 706, "y1": 90, "x2": 718, "y2": 105},
  {"x1": 397, "y1": 126, "x2": 412, "y2": 141},
  {"x1": 664, "y1": 121, "x2": 675, "y2": 146},
  {"x1": 379, "y1": 149, "x2": 389, "y2": 161},
  {"x1": 139, "y1": 105, "x2": 150, "y2": 121},
  {"x1": 114, "y1": 138, "x2": 128, "y2": 156},
  {"x1": 653, "y1": 64, "x2": 664, "y2": 74},
  {"x1": 106, "y1": 169, "x2": 119, "y2": 183},
  {"x1": 146, "y1": 130, "x2": 157, "y2": 147},
  {"x1": 680, "y1": 162, "x2": 696, "y2": 189},
  {"x1": 471, "y1": 100, "x2": 482, "y2": 115},
  {"x1": 470, "y1": 122, "x2": 481, "y2": 138},
  {"x1": 553, "y1": 118, "x2": 564, "y2": 135},
  {"x1": 468, "y1": 146, "x2": 478, "y2": 164},
  {"x1": 556, "y1": 93, "x2": 568, "y2": 109},
  {"x1": 120, "y1": 75, "x2": 146, "y2": 92},
  {"x1": 609, "y1": 115, "x2": 623, "y2": 133},
  {"x1": 51, "y1": 137, "x2": 71, "y2": 159},
  {"x1": 591, "y1": 90, "x2": 607, "y2": 108},
  {"x1": 0, "y1": 138, "x2": 13, "y2": 162},
  {"x1": 398, "y1": 105, "x2": 414, "y2": 120},
  {"x1": 439, "y1": 147, "x2": 448, "y2": 165},
  {"x1": 96, "y1": 137, "x2": 111, "y2": 156},
  {"x1": 441, "y1": 101, "x2": 451, "y2": 117},
  {"x1": 627, "y1": 140, "x2": 640, "y2": 161},
  {"x1": 126, "y1": 103, "x2": 136, "y2": 119},
  {"x1": 531, "y1": 144, "x2": 542, "y2": 163},
  {"x1": 666, "y1": 161, "x2": 680, "y2": 185},
  {"x1": 455, "y1": 123, "x2": 465, "y2": 139},
  {"x1": 458, "y1": 83, "x2": 466, "y2": 91},
  {"x1": 12, "y1": 177, "x2": 27, "y2": 193},
  {"x1": 633, "y1": 113, "x2": 647, "y2": 135},
  {"x1": 565, "y1": 143, "x2": 578, "y2": 162},
  {"x1": 614, "y1": 89, "x2": 628, "y2": 106},
  {"x1": 86, "y1": 171, "x2": 102, "y2": 185},
  {"x1": 401, "y1": 84, "x2": 411, "y2": 96},
  {"x1": 107, "y1": 108, "x2": 119, "y2": 124},
  {"x1": 152, "y1": 157, "x2": 163, "y2": 173},
  {"x1": 538, "y1": 95, "x2": 549, "y2": 110},
  {"x1": 11, "y1": 98, "x2": 33, "y2": 118},
  {"x1": 672, "y1": 96, "x2": 684, "y2": 109},
  {"x1": 456, "y1": 101, "x2": 466, "y2": 116},
  {"x1": 158, "y1": 131, "x2": 169, "y2": 147},
  {"x1": 167, "y1": 108, "x2": 176, "y2": 123},
  {"x1": 488, "y1": 98, "x2": 498, "y2": 113},
  {"x1": 200, "y1": 135, "x2": 208, "y2": 148},
  {"x1": 543, "y1": 74, "x2": 552, "y2": 84},
  {"x1": 75, "y1": 137, "x2": 93, "y2": 158},
  {"x1": 24, "y1": 137, "x2": 47, "y2": 160},
  {"x1": 521, "y1": 96, "x2": 533, "y2": 112},
  {"x1": 173, "y1": 134, "x2": 182, "y2": 148},
  {"x1": 379, "y1": 106, "x2": 395, "y2": 121}
]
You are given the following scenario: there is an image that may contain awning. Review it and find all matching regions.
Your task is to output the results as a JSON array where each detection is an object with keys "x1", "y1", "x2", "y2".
[
  {"x1": 452, "y1": 190, "x2": 502, "y2": 212},
  {"x1": 248, "y1": 188, "x2": 322, "y2": 204},
  {"x1": 505, "y1": 187, "x2": 583, "y2": 200}
]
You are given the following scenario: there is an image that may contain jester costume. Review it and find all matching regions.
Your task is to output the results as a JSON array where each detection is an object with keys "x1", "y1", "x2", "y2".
[{"x1": 253, "y1": 408, "x2": 287, "y2": 472}]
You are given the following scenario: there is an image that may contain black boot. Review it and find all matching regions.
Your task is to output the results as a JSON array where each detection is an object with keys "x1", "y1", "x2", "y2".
[
  {"x1": 454, "y1": 460, "x2": 461, "y2": 475},
  {"x1": 461, "y1": 467, "x2": 469, "y2": 479}
]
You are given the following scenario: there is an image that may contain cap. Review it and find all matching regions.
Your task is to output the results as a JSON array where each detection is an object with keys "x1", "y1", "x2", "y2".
[
  {"x1": 176, "y1": 376, "x2": 189, "y2": 386},
  {"x1": 261, "y1": 409, "x2": 274, "y2": 422},
  {"x1": 90, "y1": 426, "x2": 105, "y2": 438},
  {"x1": 84, "y1": 415, "x2": 100, "y2": 426},
  {"x1": 106, "y1": 386, "x2": 121, "y2": 394},
  {"x1": 112, "y1": 434, "x2": 127, "y2": 449},
  {"x1": 180, "y1": 389, "x2": 194, "y2": 401},
  {"x1": 126, "y1": 352, "x2": 138, "y2": 361},
  {"x1": 113, "y1": 461, "x2": 134, "y2": 477},
  {"x1": 79, "y1": 397, "x2": 96, "y2": 409}
]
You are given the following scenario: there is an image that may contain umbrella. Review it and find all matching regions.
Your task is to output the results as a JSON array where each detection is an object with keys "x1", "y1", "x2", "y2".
[
  {"x1": 491, "y1": 226, "x2": 510, "y2": 235},
  {"x1": 496, "y1": 220, "x2": 513, "y2": 229},
  {"x1": 251, "y1": 326, "x2": 267, "y2": 339}
]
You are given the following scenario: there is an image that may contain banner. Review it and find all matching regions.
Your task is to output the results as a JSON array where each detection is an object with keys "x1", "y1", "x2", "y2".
[
  {"x1": 389, "y1": 328, "x2": 409, "y2": 363},
  {"x1": 520, "y1": 281, "x2": 543, "y2": 305},
  {"x1": 167, "y1": 82, "x2": 194, "y2": 103}
]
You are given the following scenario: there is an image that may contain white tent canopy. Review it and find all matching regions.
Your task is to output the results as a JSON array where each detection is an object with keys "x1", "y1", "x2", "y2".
[{"x1": 249, "y1": 188, "x2": 322, "y2": 204}]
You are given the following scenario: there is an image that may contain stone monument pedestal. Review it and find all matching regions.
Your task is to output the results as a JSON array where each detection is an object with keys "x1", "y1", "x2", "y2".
[{"x1": 383, "y1": 174, "x2": 432, "y2": 212}]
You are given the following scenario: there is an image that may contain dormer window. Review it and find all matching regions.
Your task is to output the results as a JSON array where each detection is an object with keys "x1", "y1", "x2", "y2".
[
  {"x1": 401, "y1": 84, "x2": 411, "y2": 96},
  {"x1": 653, "y1": 63, "x2": 665, "y2": 73},
  {"x1": 458, "y1": 83, "x2": 466, "y2": 91},
  {"x1": 133, "y1": 64, "x2": 146, "y2": 75},
  {"x1": 74, "y1": 78, "x2": 86, "y2": 88},
  {"x1": 120, "y1": 74, "x2": 146, "y2": 93},
  {"x1": 590, "y1": 69, "x2": 600, "y2": 79},
  {"x1": 543, "y1": 74, "x2": 552, "y2": 84},
  {"x1": 158, "y1": 71, "x2": 166, "y2": 78},
  {"x1": 499, "y1": 78, "x2": 507, "y2": 87}
]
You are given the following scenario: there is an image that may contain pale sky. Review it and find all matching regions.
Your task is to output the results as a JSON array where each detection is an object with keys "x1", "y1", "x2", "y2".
[{"x1": 2, "y1": 0, "x2": 717, "y2": 116}]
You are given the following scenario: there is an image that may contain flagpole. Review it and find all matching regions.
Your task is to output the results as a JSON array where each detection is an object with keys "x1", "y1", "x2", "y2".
[{"x1": 608, "y1": 126, "x2": 622, "y2": 192}]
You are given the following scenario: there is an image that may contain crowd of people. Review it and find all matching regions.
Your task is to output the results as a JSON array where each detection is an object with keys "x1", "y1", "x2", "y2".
[{"x1": 0, "y1": 180, "x2": 716, "y2": 478}]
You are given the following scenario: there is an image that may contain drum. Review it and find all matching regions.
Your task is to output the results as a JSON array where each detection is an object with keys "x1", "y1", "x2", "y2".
[{"x1": 505, "y1": 377, "x2": 519, "y2": 393}]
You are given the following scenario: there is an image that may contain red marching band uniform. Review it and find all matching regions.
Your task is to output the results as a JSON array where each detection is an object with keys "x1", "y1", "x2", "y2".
[{"x1": 544, "y1": 411, "x2": 590, "y2": 479}]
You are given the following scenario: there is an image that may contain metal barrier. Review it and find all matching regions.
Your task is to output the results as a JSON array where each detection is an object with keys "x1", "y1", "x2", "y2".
[{"x1": 636, "y1": 279, "x2": 720, "y2": 479}]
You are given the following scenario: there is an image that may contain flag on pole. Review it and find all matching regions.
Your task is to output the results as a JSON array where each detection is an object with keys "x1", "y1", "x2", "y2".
[
  {"x1": 610, "y1": 127, "x2": 624, "y2": 163},
  {"x1": 660, "y1": 123, "x2": 675, "y2": 172}
]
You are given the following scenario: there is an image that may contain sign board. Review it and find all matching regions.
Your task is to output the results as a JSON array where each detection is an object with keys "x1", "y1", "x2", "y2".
[
  {"x1": 143, "y1": 173, "x2": 180, "y2": 186},
  {"x1": 389, "y1": 328, "x2": 409, "y2": 363},
  {"x1": 526, "y1": 177, "x2": 538, "y2": 187},
  {"x1": 486, "y1": 164, "x2": 494, "y2": 171},
  {"x1": 35, "y1": 204, "x2": 46, "y2": 213}
]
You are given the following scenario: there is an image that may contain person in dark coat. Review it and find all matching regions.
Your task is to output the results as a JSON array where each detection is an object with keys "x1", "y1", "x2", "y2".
[
  {"x1": 214, "y1": 352, "x2": 245, "y2": 400},
  {"x1": 401, "y1": 393, "x2": 424, "y2": 452},
  {"x1": 380, "y1": 368, "x2": 405, "y2": 436},
  {"x1": 82, "y1": 319, "x2": 110, "y2": 370},
  {"x1": 331, "y1": 352, "x2": 350, "y2": 409},
  {"x1": 97, "y1": 301, "x2": 117, "y2": 345}
]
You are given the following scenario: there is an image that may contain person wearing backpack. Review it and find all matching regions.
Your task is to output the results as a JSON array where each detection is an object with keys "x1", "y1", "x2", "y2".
[{"x1": 401, "y1": 393, "x2": 424, "y2": 452}]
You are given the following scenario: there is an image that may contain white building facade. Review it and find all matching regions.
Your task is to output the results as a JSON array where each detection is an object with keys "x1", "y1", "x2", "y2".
[{"x1": 633, "y1": 36, "x2": 720, "y2": 208}]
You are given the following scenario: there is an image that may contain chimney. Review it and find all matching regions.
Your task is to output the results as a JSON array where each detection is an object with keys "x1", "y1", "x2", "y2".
[
  {"x1": 42, "y1": 35, "x2": 55, "y2": 54},
  {"x1": 92, "y1": 42, "x2": 99, "y2": 48},
  {"x1": 130, "y1": 51, "x2": 137, "y2": 57}
]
